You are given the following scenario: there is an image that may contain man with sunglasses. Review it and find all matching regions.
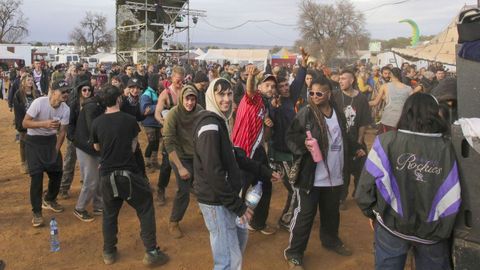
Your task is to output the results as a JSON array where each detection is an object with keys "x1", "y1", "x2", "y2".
[
  {"x1": 333, "y1": 70, "x2": 372, "y2": 210},
  {"x1": 22, "y1": 80, "x2": 71, "y2": 227}
]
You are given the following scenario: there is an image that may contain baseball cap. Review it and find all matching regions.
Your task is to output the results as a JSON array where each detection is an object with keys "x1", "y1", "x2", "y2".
[
  {"x1": 51, "y1": 80, "x2": 71, "y2": 92},
  {"x1": 261, "y1": 73, "x2": 277, "y2": 84},
  {"x1": 183, "y1": 85, "x2": 198, "y2": 98},
  {"x1": 127, "y1": 78, "x2": 141, "y2": 88}
]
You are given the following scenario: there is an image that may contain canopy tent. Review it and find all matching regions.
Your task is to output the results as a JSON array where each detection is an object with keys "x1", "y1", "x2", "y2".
[
  {"x1": 272, "y1": 48, "x2": 297, "y2": 66},
  {"x1": 195, "y1": 50, "x2": 227, "y2": 61},
  {"x1": 196, "y1": 49, "x2": 271, "y2": 69},
  {"x1": 193, "y1": 48, "x2": 205, "y2": 56},
  {"x1": 90, "y1": 53, "x2": 117, "y2": 63},
  {"x1": 391, "y1": 16, "x2": 458, "y2": 65}
]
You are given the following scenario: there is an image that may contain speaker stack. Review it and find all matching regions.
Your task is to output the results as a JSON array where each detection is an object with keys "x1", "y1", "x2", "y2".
[
  {"x1": 452, "y1": 124, "x2": 480, "y2": 269},
  {"x1": 452, "y1": 24, "x2": 480, "y2": 267}
]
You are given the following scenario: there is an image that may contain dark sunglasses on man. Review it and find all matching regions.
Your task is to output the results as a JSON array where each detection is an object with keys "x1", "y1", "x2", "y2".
[{"x1": 81, "y1": 87, "x2": 92, "y2": 93}]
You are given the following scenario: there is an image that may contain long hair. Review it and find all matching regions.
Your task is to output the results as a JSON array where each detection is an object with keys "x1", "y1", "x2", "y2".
[
  {"x1": 397, "y1": 93, "x2": 448, "y2": 134},
  {"x1": 18, "y1": 74, "x2": 39, "y2": 103},
  {"x1": 307, "y1": 78, "x2": 332, "y2": 157}
]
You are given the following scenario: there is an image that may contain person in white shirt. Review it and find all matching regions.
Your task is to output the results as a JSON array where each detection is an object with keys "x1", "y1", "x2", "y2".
[{"x1": 22, "y1": 80, "x2": 70, "y2": 227}]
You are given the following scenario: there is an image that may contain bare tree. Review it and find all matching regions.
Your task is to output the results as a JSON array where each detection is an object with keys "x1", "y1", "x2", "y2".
[
  {"x1": 296, "y1": 0, "x2": 369, "y2": 65},
  {"x1": 0, "y1": 0, "x2": 28, "y2": 43},
  {"x1": 70, "y1": 12, "x2": 113, "y2": 55}
]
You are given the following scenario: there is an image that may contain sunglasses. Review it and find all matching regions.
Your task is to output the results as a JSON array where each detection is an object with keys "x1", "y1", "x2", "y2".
[
  {"x1": 82, "y1": 88, "x2": 91, "y2": 92},
  {"x1": 309, "y1": 91, "x2": 325, "y2": 97}
]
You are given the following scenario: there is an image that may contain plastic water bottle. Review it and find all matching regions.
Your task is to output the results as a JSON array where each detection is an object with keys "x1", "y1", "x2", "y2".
[
  {"x1": 306, "y1": 130, "x2": 323, "y2": 162},
  {"x1": 236, "y1": 182, "x2": 263, "y2": 228},
  {"x1": 50, "y1": 218, "x2": 60, "y2": 252}
]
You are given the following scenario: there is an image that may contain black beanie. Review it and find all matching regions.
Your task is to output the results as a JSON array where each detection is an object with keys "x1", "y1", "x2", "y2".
[{"x1": 193, "y1": 71, "x2": 209, "y2": 83}]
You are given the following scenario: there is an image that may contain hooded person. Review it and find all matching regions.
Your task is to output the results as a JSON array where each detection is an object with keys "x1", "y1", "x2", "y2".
[
  {"x1": 140, "y1": 73, "x2": 162, "y2": 170},
  {"x1": 205, "y1": 78, "x2": 233, "y2": 131},
  {"x1": 162, "y1": 84, "x2": 203, "y2": 238},
  {"x1": 193, "y1": 78, "x2": 279, "y2": 269},
  {"x1": 72, "y1": 85, "x2": 105, "y2": 222},
  {"x1": 67, "y1": 81, "x2": 92, "y2": 141},
  {"x1": 192, "y1": 71, "x2": 210, "y2": 109}
]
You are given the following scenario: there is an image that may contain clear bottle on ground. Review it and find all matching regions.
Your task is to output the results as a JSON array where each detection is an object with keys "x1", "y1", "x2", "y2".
[{"x1": 50, "y1": 217, "x2": 60, "y2": 252}]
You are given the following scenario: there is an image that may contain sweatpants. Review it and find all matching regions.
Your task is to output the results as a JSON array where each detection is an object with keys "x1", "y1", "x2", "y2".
[
  {"x1": 285, "y1": 186, "x2": 343, "y2": 261},
  {"x1": 75, "y1": 148, "x2": 102, "y2": 211},
  {"x1": 169, "y1": 159, "x2": 193, "y2": 222},
  {"x1": 275, "y1": 160, "x2": 298, "y2": 226},
  {"x1": 101, "y1": 171, "x2": 157, "y2": 253}
]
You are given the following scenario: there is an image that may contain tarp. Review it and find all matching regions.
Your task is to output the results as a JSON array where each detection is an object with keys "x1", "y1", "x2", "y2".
[
  {"x1": 196, "y1": 49, "x2": 270, "y2": 63},
  {"x1": 391, "y1": 17, "x2": 458, "y2": 65},
  {"x1": 90, "y1": 53, "x2": 117, "y2": 63},
  {"x1": 272, "y1": 48, "x2": 297, "y2": 59}
]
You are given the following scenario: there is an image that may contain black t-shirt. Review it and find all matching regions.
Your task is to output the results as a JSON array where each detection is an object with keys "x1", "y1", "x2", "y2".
[
  {"x1": 333, "y1": 91, "x2": 372, "y2": 142},
  {"x1": 90, "y1": 111, "x2": 141, "y2": 176}
]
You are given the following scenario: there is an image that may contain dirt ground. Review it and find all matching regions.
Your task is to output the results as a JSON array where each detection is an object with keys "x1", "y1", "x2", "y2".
[{"x1": 0, "y1": 100, "x2": 375, "y2": 270}]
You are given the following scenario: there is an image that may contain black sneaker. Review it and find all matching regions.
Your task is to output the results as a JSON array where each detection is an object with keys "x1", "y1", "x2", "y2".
[
  {"x1": 42, "y1": 199, "x2": 64, "y2": 213},
  {"x1": 325, "y1": 244, "x2": 353, "y2": 256},
  {"x1": 103, "y1": 248, "x2": 117, "y2": 265},
  {"x1": 143, "y1": 247, "x2": 169, "y2": 266},
  {"x1": 93, "y1": 209, "x2": 103, "y2": 216},
  {"x1": 73, "y1": 209, "x2": 95, "y2": 222},
  {"x1": 59, "y1": 190, "x2": 70, "y2": 200},
  {"x1": 32, "y1": 212, "x2": 44, "y2": 227}
]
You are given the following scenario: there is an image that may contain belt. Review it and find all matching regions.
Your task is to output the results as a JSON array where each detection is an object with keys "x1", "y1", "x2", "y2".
[{"x1": 109, "y1": 170, "x2": 132, "y2": 200}]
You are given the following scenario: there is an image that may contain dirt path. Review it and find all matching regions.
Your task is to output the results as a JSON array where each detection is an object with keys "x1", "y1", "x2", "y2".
[{"x1": 0, "y1": 101, "x2": 375, "y2": 270}]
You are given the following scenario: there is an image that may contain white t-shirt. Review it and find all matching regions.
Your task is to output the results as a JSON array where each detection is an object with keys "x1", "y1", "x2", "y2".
[
  {"x1": 314, "y1": 110, "x2": 344, "y2": 187},
  {"x1": 26, "y1": 96, "x2": 70, "y2": 136}
]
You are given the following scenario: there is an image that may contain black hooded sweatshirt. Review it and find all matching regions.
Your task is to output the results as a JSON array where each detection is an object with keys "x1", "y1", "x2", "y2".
[
  {"x1": 67, "y1": 81, "x2": 91, "y2": 141},
  {"x1": 193, "y1": 111, "x2": 273, "y2": 217},
  {"x1": 73, "y1": 96, "x2": 105, "y2": 156}
]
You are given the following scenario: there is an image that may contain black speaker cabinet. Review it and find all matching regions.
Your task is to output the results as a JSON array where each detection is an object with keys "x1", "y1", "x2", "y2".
[
  {"x1": 456, "y1": 45, "x2": 480, "y2": 118},
  {"x1": 452, "y1": 124, "x2": 480, "y2": 269},
  {"x1": 453, "y1": 238, "x2": 480, "y2": 270}
]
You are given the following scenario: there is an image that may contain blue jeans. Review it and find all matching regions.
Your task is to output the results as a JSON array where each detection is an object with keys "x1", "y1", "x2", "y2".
[
  {"x1": 198, "y1": 203, "x2": 248, "y2": 270},
  {"x1": 374, "y1": 223, "x2": 451, "y2": 270}
]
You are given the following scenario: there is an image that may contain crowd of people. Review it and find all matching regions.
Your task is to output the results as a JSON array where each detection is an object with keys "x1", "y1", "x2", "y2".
[{"x1": 0, "y1": 48, "x2": 461, "y2": 270}]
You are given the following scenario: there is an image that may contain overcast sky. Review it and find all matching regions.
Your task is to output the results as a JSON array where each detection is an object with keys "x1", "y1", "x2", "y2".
[{"x1": 23, "y1": 0, "x2": 473, "y2": 46}]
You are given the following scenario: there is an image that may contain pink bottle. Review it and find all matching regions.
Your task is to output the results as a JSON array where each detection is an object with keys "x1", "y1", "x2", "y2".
[{"x1": 306, "y1": 130, "x2": 323, "y2": 162}]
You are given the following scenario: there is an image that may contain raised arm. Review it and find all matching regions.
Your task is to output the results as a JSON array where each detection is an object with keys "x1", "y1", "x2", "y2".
[
  {"x1": 290, "y1": 47, "x2": 309, "y2": 102},
  {"x1": 245, "y1": 65, "x2": 259, "y2": 98}
]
